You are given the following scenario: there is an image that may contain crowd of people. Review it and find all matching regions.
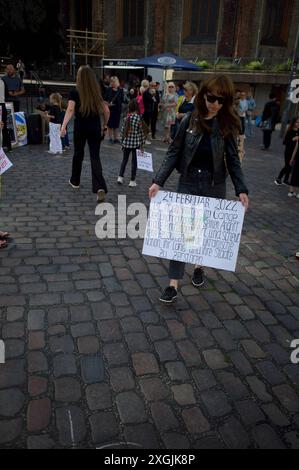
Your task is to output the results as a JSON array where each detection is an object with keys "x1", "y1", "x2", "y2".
[{"x1": 0, "y1": 64, "x2": 299, "y2": 282}]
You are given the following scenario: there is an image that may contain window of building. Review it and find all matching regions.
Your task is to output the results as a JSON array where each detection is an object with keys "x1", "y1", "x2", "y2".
[
  {"x1": 116, "y1": 0, "x2": 145, "y2": 42},
  {"x1": 183, "y1": 0, "x2": 220, "y2": 44},
  {"x1": 261, "y1": 0, "x2": 293, "y2": 47},
  {"x1": 75, "y1": 0, "x2": 93, "y2": 31}
]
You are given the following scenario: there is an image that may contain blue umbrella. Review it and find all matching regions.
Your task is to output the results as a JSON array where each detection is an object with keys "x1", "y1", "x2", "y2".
[{"x1": 134, "y1": 53, "x2": 201, "y2": 71}]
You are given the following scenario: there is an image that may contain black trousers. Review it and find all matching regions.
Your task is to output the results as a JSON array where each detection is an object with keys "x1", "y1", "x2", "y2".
[
  {"x1": 263, "y1": 130, "x2": 273, "y2": 149},
  {"x1": 169, "y1": 168, "x2": 226, "y2": 281},
  {"x1": 12, "y1": 101, "x2": 20, "y2": 113},
  {"x1": 240, "y1": 117, "x2": 246, "y2": 136},
  {"x1": 151, "y1": 110, "x2": 158, "y2": 138},
  {"x1": 71, "y1": 121, "x2": 107, "y2": 194},
  {"x1": 277, "y1": 155, "x2": 292, "y2": 183},
  {"x1": 143, "y1": 112, "x2": 152, "y2": 129},
  {"x1": 119, "y1": 148, "x2": 138, "y2": 181},
  {"x1": 2, "y1": 126, "x2": 12, "y2": 150},
  {"x1": 0, "y1": 105, "x2": 12, "y2": 150}
]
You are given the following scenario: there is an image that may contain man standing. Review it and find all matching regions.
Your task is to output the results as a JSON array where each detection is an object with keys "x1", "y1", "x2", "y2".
[
  {"x1": 150, "y1": 82, "x2": 161, "y2": 140},
  {"x1": 246, "y1": 92, "x2": 256, "y2": 137},
  {"x1": 2, "y1": 64, "x2": 25, "y2": 112},
  {"x1": 261, "y1": 93, "x2": 280, "y2": 151},
  {"x1": 17, "y1": 59, "x2": 26, "y2": 80},
  {"x1": 238, "y1": 91, "x2": 249, "y2": 136}
]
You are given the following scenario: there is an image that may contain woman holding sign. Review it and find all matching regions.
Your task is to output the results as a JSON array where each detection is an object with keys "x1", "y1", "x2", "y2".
[{"x1": 149, "y1": 75, "x2": 249, "y2": 304}]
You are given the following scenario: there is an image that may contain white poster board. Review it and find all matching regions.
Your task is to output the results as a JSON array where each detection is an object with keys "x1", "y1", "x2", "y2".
[
  {"x1": 142, "y1": 191, "x2": 245, "y2": 272},
  {"x1": 0, "y1": 148, "x2": 13, "y2": 175},
  {"x1": 15, "y1": 112, "x2": 28, "y2": 147},
  {"x1": 137, "y1": 150, "x2": 153, "y2": 172}
]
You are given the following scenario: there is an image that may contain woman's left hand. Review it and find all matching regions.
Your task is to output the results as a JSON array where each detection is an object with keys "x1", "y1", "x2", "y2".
[{"x1": 239, "y1": 193, "x2": 249, "y2": 212}]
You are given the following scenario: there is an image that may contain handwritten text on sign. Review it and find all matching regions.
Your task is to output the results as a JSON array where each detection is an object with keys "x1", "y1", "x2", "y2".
[
  {"x1": 0, "y1": 149, "x2": 13, "y2": 176},
  {"x1": 142, "y1": 191, "x2": 245, "y2": 272},
  {"x1": 137, "y1": 150, "x2": 153, "y2": 172}
]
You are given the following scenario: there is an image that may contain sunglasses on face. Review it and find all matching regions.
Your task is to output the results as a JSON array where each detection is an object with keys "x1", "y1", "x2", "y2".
[{"x1": 206, "y1": 94, "x2": 225, "y2": 105}]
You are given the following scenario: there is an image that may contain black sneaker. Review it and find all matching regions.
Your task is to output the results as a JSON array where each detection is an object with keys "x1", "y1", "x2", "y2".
[
  {"x1": 159, "y1": 287, "x2": 178, "y2": 304},
  {"x1": 192, "y1": 268, "x2": 205, "y2": 288},
  {"x1": 274, "y1": 179, "x2": 282, "y2": 186}
]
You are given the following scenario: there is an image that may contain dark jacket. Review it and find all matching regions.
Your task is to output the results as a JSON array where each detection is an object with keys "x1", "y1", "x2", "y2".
[
  {"x1": 262, "y1": 100, "x2": 280, "y2": 131},
  {"x1": 284, "y1": 129, "x2": 299, "y2": 160},
  {"x1": 143, "y1": 89, "x2": 154, "y2": 115},
  {"x1": 153, "y1": 113, "x2": 249, "y2": 196}
]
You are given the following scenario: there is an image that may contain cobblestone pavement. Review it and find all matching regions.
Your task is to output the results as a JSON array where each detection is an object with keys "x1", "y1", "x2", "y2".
[{"x1": 0, "y1": 129, "x2": 299, "y2": 449}]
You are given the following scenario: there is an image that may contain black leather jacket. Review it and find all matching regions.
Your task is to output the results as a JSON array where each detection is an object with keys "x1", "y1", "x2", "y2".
[{"x1": 153, "y1": 114, "x2": 249, "y2": 196}]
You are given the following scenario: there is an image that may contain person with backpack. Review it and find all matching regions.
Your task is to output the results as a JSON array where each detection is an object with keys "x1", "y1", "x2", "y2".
[{"x1": 117, "y1": 100, "x2": 146, "y2": 188}]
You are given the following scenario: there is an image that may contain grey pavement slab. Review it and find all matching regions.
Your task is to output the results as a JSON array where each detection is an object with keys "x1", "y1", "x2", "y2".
[{"x1": 0, "y1": 129, "x2": 299, "y2": 448}]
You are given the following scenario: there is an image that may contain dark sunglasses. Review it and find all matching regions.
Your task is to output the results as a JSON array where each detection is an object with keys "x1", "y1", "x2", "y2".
[{"x1": 206, "y1": 94, "x2": 225, "y2": 105}]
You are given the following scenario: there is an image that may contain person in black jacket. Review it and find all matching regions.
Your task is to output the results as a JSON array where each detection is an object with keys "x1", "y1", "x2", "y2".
[
  {"x1": 275, "y1": 116, "x2": 299, "y2": 186},
  {"x1": 150, "y1": 82, "x2": 161, "y2": 139},
  {"x1": 261, "y1": 93, "x2": 280, "y2": 151},
  {"x1": 149, "y1": 75, "x2": 249, "y2": 304}
]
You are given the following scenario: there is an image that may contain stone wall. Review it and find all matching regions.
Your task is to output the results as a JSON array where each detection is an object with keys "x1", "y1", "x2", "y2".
[{"x1": 65, "y1": 0, "x2": 299, "y2": 64}]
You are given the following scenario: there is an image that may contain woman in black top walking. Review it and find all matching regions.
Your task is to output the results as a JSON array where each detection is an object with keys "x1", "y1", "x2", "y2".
[
  {"x1": 61, "y1": 66, "x2": 110, "y2": 203},
  {"x1": 275, "y1": 116, "x2": 299, "y2": 187},
  {"x1": 149, "y1": 75, "x2": 249, "y2": 304}
]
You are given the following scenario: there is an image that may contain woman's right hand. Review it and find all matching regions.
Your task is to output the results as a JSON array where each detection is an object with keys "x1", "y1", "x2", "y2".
[
  {"x1": 149, "y1": 183, "x2": 160, "y2": 199},
  {"x1": 60, "y1": 127, "x2": 66, "y2": 138}
]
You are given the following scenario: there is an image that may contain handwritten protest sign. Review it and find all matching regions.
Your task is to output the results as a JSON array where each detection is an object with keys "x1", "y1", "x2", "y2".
[
  {"x1": 142, "y1": 191, "x2": 245, "y2": 272},
  {"x1": 0, "y1": 148, "x2": 13, "y2": 176},
  {"x1": 137, "y1": 150, "x2": 153, "y2": 172}
]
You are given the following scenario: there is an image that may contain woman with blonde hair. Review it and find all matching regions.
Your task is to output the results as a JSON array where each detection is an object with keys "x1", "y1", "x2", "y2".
[
  {"x1": 106, "y1": 76, "x2": 124, "y2": 144},
  {"x1": 61, "y1": 65, "x2": 110, "y2": 203},
  {"x1": 149, "y1": 74, "x2": 249, "y2": 303},
  {"x1": 172, "y1": 81, "x2": 198, "y2": 138},
  {"x1": 161, "y1": 82, "x2": 178, "y2": 143},
  {"x1": 47, "y1": 93, "x2": 63, "y2": 155}
]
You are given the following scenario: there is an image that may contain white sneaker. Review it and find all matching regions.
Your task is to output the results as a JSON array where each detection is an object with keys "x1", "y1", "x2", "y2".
[
  {"x1": 288, "y1": 192, "x2": 296, "y2": 198},
  {"x1": 145, "y1": 140, "x2": 152, "y2": 145},
  {"x1": 117, "y1": 177, "x2": 124, "y2": 185},
  {"x1": 129, "y1": 181, "x2": 137, "y2": 188},
  {"x1": 69, "y1": 180, "x2": 80, "y2": 189}
]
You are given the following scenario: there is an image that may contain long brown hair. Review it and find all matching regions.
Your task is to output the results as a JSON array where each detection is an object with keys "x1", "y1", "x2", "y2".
[
  {"x1": 286, "y1": 116, "x2": 299, "y2": 134},
  {"x1": 124, "y1": 99, "x2": 140, "y2": 138},
  {"x1": 77, "y1": 65, "x2": 104, "y2": 117},
  {"x1": 191, "y1": 75, "x2": 241, "y2": 138}
]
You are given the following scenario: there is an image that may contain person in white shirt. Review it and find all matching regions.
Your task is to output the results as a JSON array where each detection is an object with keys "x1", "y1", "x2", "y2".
[{"x1": 238, "y1": 91, "x2": 249, "y2": 136}]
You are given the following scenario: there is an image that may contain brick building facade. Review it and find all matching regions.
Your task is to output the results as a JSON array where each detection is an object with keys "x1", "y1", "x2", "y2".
[{"x1": 60, "y1": 0, "x2": 299, "y2": 63}]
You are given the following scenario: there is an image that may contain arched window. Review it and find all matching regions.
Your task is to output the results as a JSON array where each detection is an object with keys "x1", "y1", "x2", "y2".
[
  {"x1": 116, "y1": 0, "x2": 145, "y2": 42},
  {"x1": 183, "y1": 0, "x2": 220, "y2": 44},
  {"x1": 261, "y1": 0, "x2": 293, "y2": 47}
]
